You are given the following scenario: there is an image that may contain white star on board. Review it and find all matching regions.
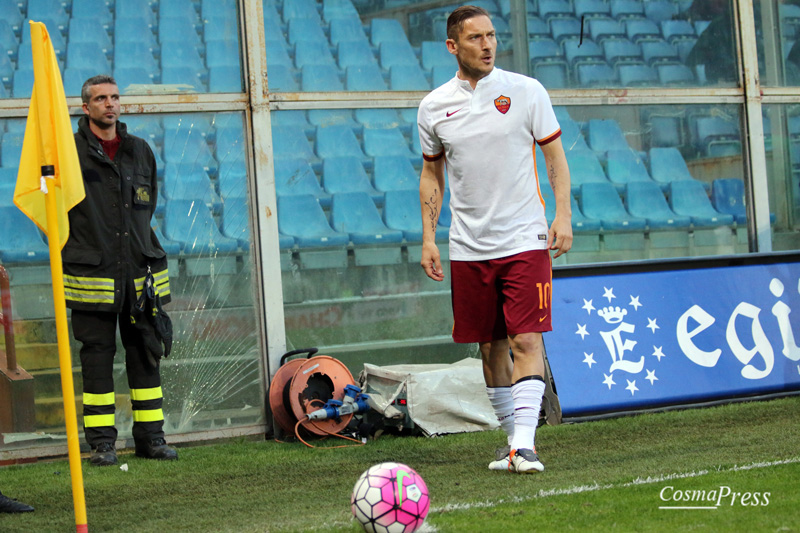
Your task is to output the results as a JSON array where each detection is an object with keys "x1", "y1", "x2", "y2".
[
  {"x1": 583, "y1": 352, "x2": 596, "y2": 368},
  {"x1": 626, "y1": 379, "x2": 639, "y2": 396},
  {"x1": 603, "y1": 373, "x2": 616, "y2": 389},
  {"x1": 652, "y1": 346, "x2": 666, "y2": 362},
  {"x1": 629, "y1": 295, "x2": 642, "y2": 311},
  {"x1": 645, "y1": 369, "x2": 658, "y2": 385},
  {"x1": 603, "y1": 287, "x2": 616, "y2": 302},
  {"x1": 647, "y1": 318, "x2": 660, "y2": 333},
  {"x1": 582, "y1": 299, "x2": 596, "y2": 314},
  {"x1": 576, "y1": 324, "x2": 589, "y2": 340}
]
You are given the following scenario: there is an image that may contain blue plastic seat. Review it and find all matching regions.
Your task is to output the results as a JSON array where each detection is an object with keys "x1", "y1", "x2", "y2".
[
  {"x1": 567, "y1": 150, "x2": 609, "y2": 194},
  {"x1": 603, "y1": 39, "x2": 642, "y2": 66},
  {"x1": 382, "y1": 189, "x2": 425, "y2": 242},
  {"x1": 611, "y1": 0, "x2": 645, "y2": 20},
  {"x1": 577, "y1": 62, "x2": 618, "y2": 87},
  {"x1": 643, "y1": 0, "x2": 677, "y2": 22},
  {"x1": 370, "y1": 18, "x2": 408, "y2": 46},
  {"x1": 624, "y1": 19, "x2": 660, "y2": 42},
  {"x1": 355, "y1": 109, "x2": 402, "y2": 129},
  {"x1": 693, "y1": 116, "x2": 740, "y2": 155},
  {"x1": 363, "y1": 128, "x2": 413, "y2": 157},
  {"x1": 606, "y1": 149, "x2": 653, "y2": 191},
  {"x1": 529, "y1": 38, "x2": 561, "y2": 63},
  {"x1": 0, "y1": 2, "x2": 22, "y2": 33},
  {"x1": 657, "y1": 63, "x2": 694, "y2": 85},
  {"x1": 641, "y1": 40, "x2": 679, "y2": 65},
  {"x1": 27, "y1": 0, "x2": 68, "y2": 28},
  {"x1": 331, "y1": 192, "x2": 403, "y2": 245},
  {"x1": 209, "y1": 66, "x2": 243, "y2": 92},
  {"x1": 345, "y1": 64, "x2": 386, "y2": 90},
  {"x1": 618, "y1": 64, "x2": 657, "y2": 85},
  {"x1": 564, "y1": 39, "x2": 603, "y2": 66},
  {"x1": 323, "y1": 0, "x2": 360, "y2": 21},
  {"x1": 202, "y1": 0, "x2": 238, "y2": 21},
  {"x1": 68, "y1": 20, "x2": 113, "y2": 50},
  {"x1": 161, "y1": 67, "x2": 208, "y2": 92},
  {"x1": 580, "y1": 182, "x2": 647, "y2": 230},
  {"x1": 267, "y1": 64, "x2": 299, "y2": 91},
  {"x1": 589, "y1": 19, "x2": 626, "y2": 43},
  {"x1": 558, "y1": 119, "x2": 590, "y2": 151},
  {"x1": 287, "y1": 17, "x2": 329, "y2": 45},
  {"x1": 0, "y1": 21, "x2": 16, "y2": 63},
  {"x1": 163, "y1": 129, "x2": 217, "y2": 172},
  {"x1": 322, "y1": 156, "x2": 383, "y2": 203},
  {"x1": 374, "y1": 155, "x2": 418, "y2": 192},
  {"x1": 159, "y1": 17, "x2": 202, "y2": 45},
  {"x1": 421, "y1": 41, "x2": 454, "y2": 70},
  {"x1": 379, "y1": 41, "x2": 420, "y2": 69},
  {"x1": 338, "y1": 40, "x2": 378, "y2": 68},
  {"x1": 161, "y1": 42, "x2": 205, "y2": 71},
  {"x1": 575, "y1": 0, "x2": 612, "y2": 19},
  {"x1": 432, "y1": 65, "x2": 455, "y2": 87},
  {"x1": 571, "y1": 195, "x2": 603, "y2": 232},
  {"x1": 308, "y1": 109, "x2": 360, "y2": 129},
  {"x1": 295, "y1": 41, "x2": 336, "y2": 69},
  {"x1": 274, "y1": 158, "x2": 330, "y2": 205},
  {"x1": 660, "y1": 20, "x2": 695, "y2": 43},
  {"x1": 625, "y1": 181, "x2": 692, "y2": 229},
  {"x1": 114, "y1": 42, "x2": 159, "y2": 74},
  {"x1": 301, "y1": 65, "x2": 344, "y2": 91},
  {"x1": 1, "y1": 131, "x2": 23, "y2": 167},
  {"x1": 390, "y1": 65, "x2": 430, "y2": 90},
  {"x1": 63, "y1": 68, "x2": 97, "y2": 97},
  {"x1": 711, "y1": 178, "x2": 747, "y2": 224},
  {"x1": 163, "y1": 198, "x2": 239, "y2": 254},
  {"x1": 329, "y1": 18, "x2": 368, "y2": 44},
  {"x1": 0, "y1": 206, "x2": 50, "y2": 263},
  {"x1": 221, "y1": 197, "x2": 251, "y2": 249},
  {"x1": 218, "y1": 160, "x2": 248, "y2": 199},
  {"x1": 265, "y1": 38, "x2": 292, "y2": 66},
  {"x1": 115, "y1": 16, "x2": 158, "y2": 48},
  {"x1": 271, "y1": 125, "x2": 316, "y2": 162},
  {"x1": 207, "y1": 41, "x2": 241, "y2": 69},
  {"x1": 526, "y1": 16, "x2": 550, "y2": 39},
  {"x1": 587, "y1": 119, "x2": 629, "y2": 154},
  {"x1": 316, "y1": 124, "x2": 365, "y2": 159},
  {"x1": 549, "y1": 18, "x2": 581, "y2": 43},
  {"x1": 116, "y1": 0, "x2": 157, "y2": 23},
  {"x1": 283, "y1": 0, "x2": 321, "y2": 22},
  {"x1": 538, "y1": 0, "x2": 572, "y2": 21},
  {"x1": 669, "y1": 180, "x2": 734, "y2": 228},
  {"x1": 162, "y1": 164, "x2": 222, "y2": 210},
  {"x1": 277, "y1": 194, "x2": 349, "y2": 248},
  {"x1": 66, "y1": 43, "x2": 111, "y2": 72},
  {"x1": 159, "y1": 0, "x2": 199, "y2": 20}
]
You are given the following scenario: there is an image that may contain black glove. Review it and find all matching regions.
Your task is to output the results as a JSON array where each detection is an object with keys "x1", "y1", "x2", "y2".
[{"x1": 130, "y1": 268, "x2": 173, "y2": 369}]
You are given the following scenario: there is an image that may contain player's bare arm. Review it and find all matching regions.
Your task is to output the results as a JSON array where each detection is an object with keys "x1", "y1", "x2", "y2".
[
  {"x1": 541, "y1": 137, "x2": 573, "y2": 258},
  {"x1": 419, "y1": 157, "x2": 446, "y2": 281}
]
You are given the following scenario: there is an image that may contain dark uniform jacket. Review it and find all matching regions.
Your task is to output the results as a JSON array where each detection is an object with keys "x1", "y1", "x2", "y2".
[{"x1": 63, "y1": 116, "x2": 170, "y2": 313}]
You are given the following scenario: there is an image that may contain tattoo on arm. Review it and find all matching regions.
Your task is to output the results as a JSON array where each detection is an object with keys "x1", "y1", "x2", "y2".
[
  {"x1": 424, "y1": 188, "x2": 439, "y2": 233},
  {"x1": 547, "y1": 163, "x2": 557, "y2": 191}
]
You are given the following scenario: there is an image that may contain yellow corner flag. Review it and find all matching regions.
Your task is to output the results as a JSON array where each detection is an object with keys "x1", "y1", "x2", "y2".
[
  {"x1": 13, "y1": 21, "x2": 84, "y2": 248},
  {"x1": 13, "y1": 21, "x2": 88, "y2": 533}
]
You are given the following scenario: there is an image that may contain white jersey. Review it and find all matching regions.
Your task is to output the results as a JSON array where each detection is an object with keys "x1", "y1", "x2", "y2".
[{"x1": 417, "y1": 68, "x2": 561, "y2": 261}]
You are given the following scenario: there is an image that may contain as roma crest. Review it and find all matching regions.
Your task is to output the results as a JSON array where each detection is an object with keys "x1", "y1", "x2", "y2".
[{"x1": 494, "y1": 95, "x2": 511, "y2": 114}]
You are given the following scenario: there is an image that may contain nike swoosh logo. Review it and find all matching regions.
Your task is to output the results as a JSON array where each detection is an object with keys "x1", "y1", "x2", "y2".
[
  {"x1": 539, "y1": 315, "x2": 548, "y2": 322},
  {"x1": 446, "y1": 108, "x2": 464, "y2": 117}
]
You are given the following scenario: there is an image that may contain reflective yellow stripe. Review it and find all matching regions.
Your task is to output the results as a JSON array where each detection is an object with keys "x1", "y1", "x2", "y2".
[
  {"x1": 83, "y1": 392, "x2": 115, "y2": 406},
  {"x1": 84, "y1": 414, "x2": 115, "y2": 428},
  {"x1": 65, "y1": 289, "x2": 115, "y2": 304},
  {"x1": 134, "y1": 268, "x2": 170, "y2": 298},
  {"x1": 130, "y1": 386, "x2": 163, "y2": 402},
  {"x1": 133, "y1": 409, "x2": 164, "y2": 423}
]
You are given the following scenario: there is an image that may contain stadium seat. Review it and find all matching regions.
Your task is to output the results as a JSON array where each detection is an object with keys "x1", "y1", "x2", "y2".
[
  {"x1": 163, "y1": 199, "x2": 239, "y2": 254},
  {"x1": 656, "y1": 63, "x2": 695, "y2": 85},
  {"x1": 564, "y1": 39, "x2": 604, "y2": 66},
  {"x1": 549, "y1": 18, "x2": 582, "y2": 44},
  {"x1": 580, "y1": 182, "x2": 647, "y2": 230},
  {"x1": 606, "y1": 149, "x2": 653, "y2": 191},
  {"x1": 432, "y1": 65, "x2": 456, "y2": 87},
  {"x1": 66, "y1": 43, "x2": 111, "y2": 72},
  {"x1": 711, "y1": 178, "x2": 747, "y2": 224},
  {"x1": 160, "y1": 0, "x2": 199, "y2": 20},
  {"x1": 267, "y1": 64, "x2": 299, "y2": 92},
  {"x1": 68, "y1": 21, "x2": 113, "y2": 50},
  {"x1": 164, "y1": 128, "x2": 217, "y2": 172},
  {"x1": 624, "y1": 19, "x2": 661, "y2": 43},
  {"x1": 390, "y1": 65, "x2": 430, "y2": 90},
  {"x1": 648, "y1": 147, "x2": 697, "y2": 188},
  {"x1": 338, "y1": 40, "x2": 378, "y2": 68},
  {"x1": 283, "y1": 0, "x2": 321, "y2": 22},
  {"x1": 421, "y1": 41, "x2": 454, "y2": 70},
  {"x1": 323, "y1": 0, "x2": 360, "y2": 22},
  {"x1": 27, "y1": 0, "x2": 68, "y2": 29},
  {"x1": 355, "y1": 109, "x2": 402, "y2": 129},
  {"x1": 63, "y1": 68, "x2": 97, "y2": 97},
  {"x1": 538, "y1": 0, "x2": 572, "y2": 21},
  {"x1": 159, "y1": 17, "x2": 203, "y2": 45},
  {"x1": 207, "y1": 41, "x2": 241, "y2": 69},
  {"x1": 577, "y1": 63, "x2": 618, "y2": 87},
  {"x1": 295, "y1": 41, "x2": 337, "y2": 69},
  {"x1": 643, "y1": 0, "x2": 677, "y2": 22},
  {"x1": 571, "y1": 195, "x2": 603, "y2": 233},
  {"x1": 316, "y1": 124, "x2": 365, "y2": 159},
  {"x1": 559, "y1": 119, "x2": 590, "y2": 151},
  {"x1": 363, "y1": 128, "x2": 413, "y2": 157},
  {"x1": 202, "y1": 0, "x2": 238, "y2": 22},
  {"x1": 603, "y1": 39, "x2": 643, "y2": 66},
  {"x1": 0, "y1": 2, "x2": 22, "y2": 33},
  {"x1": 287, "y1": 17, "x2": 329, "y2": 45},
  {"x1": 329, "y1": 18, "x2": 369, "y2": 44},
  {"x1": 115, "y1": 16, "x2": 158, "y2": 46},
  {"x1": 265, "y1": 38, "x2": 292, "y2": 67},
  {"x1": 161, "y1": 43, "x2": 205, "y2": 72},
  {"x1": 209, "y1": 66, "x2": 243, "y2": 92},
  {"x1": 373, "y1": 155, "x2": 419, "y2": 192},
  {"x1": 526, "y1": 16, "x2": 550, "y2": 39},
  {"x1": 587, "y1": 119, "x2": 629, "y2": 154},
  {"x1": 330, "y1": 191, "x2": 403, "y2": 245},
  {"x1": 611, "y1": 0, "x2": 645, "y2": 20},
  {"x1": 218, "y1": 160, "x2": 248, "y2": 199},
  {"x1": 274, "y1": 158, "x2": 330, "y2": 205},
  {"x1": 322, "y1": 156, "x2": 383, "y2": 203},
  {"x1": 301, "y1": 65, "x2": 344, "y2": 91},
  {"x1": 567, "y1": 150, "x2": 609, "y2": 193},
  {"x1": 277, "y1": 194, "x2": 349, "y2": 248},
  {"x1": 618, "y1": 64, "x2": 658, "y2": 85},
  {"x1": 345, "y1": 64, "x2": 386, "y2": 91},
  {"x1": 1, "y1": 131, "x2": 23, "y2": 167},
  {"x1": 0, "y1": 206, "x2": 50, "y2": 263},
  {"x1": 271, "y1": 126, "x2": 317, "y2": 162},
  {"x1": 589, "y1": 20, "x2": 626, "y2": 43},
  {"x1": 308, "y1": 109, "x2": 360, "y2": 130},
  {"x1": 379, "y1": 41, "x2": 420, "y2": 69},
  {"x1": 114, "y1": 42, "x2": 160, "y2": 74},
  {"x1": 575, "y1": 0, "x2": 612, "y2": 19},
  {"x1": 162, "y1": 67, "x2": 208, "y2": 92},
  {"x1": 693, "y1": 116, "x2": 740, "y2": 155},
  {"x1": 625, "y1": 181, "x2": 692, "y2": 229},
  {"x1": 669, "y1": 180, "x2": 734, "y2": 227},
  {"x1": 221, "y1": 197, "x2": 251, "y2": 249},
  {"x1": 660, "y1": 20, "x2": 696, "y2": 44},
  {"x1": 641, "y1": 40, "x2": 680, "y2": 65},
  {"x1": 162, "y1": 164, "x2": 222, "y2": 210},
  {"x1": 382, "y1": 189, "x2": 424, "y2": 242},
  {"x1": 370, "y1": 18, "x2": 409, "y2": 46}
]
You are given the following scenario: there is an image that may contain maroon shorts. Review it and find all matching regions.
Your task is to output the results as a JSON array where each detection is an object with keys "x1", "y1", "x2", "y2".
[{"x1": 450, "y1": 250, "x2": 552, "y2": 343}]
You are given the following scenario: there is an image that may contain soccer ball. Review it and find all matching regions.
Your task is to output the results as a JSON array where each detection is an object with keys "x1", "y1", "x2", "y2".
[{"x1": 351, "y1": 462, "x2": 430, "y2": 533}]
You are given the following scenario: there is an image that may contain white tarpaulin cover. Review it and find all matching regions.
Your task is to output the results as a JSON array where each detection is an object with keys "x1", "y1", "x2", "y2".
[{"x1": 360, "y1": 358, "x2": 499, "y2": 437}]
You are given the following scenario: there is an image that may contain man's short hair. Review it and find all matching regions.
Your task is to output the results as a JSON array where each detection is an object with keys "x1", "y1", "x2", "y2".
[
  {"x1": 446, "y1": 5, "x2": 491, "y2": 42},
  {"x1": 81, "y1": 75, "x2": 117, "y2": 104}
]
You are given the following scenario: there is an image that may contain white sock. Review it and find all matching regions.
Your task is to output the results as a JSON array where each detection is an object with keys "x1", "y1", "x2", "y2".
[
  {"x1": 486, "y1": 386, "x2": 515, "y2": 445},
  {"x1": 510, "y1": 377, "x2": 546, "y2": 451}
]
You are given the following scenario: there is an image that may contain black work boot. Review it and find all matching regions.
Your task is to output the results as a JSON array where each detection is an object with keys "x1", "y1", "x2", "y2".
[
  {"x1": 90, "y1": 442, "x2": 118, "y2": 466},
  {"x1": 0, "y1": 492, "x2": 34, "y2": 513},
  {"x1": 135, "y1": 437, "x2": 178, "y2": 460}
]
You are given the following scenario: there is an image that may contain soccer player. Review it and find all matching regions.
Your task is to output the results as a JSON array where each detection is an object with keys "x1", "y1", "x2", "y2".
[{"x1": 416, "y1": 5, "x2": 572, "y2": 473}]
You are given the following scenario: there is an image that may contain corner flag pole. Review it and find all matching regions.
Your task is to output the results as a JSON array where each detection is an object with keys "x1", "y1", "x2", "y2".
[{"x1": 42, "y1": 165, "x2": 88, "y2": 533}]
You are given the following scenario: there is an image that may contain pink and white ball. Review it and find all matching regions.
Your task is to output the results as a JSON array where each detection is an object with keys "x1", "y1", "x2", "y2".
[{"x1": 351, "y1": 462, "x2": 430, "y2": 533}]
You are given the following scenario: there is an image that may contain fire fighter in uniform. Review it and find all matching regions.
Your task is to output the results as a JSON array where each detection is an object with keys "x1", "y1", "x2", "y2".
[{"x1": 65, "y1": 75, "x2": 177, "y2": 466}]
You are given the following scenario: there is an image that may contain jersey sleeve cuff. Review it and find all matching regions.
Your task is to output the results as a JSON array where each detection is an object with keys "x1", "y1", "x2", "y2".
[
  {"x1": 537, "y1": 129, "x2": 562, "y2": 146},
  {"x1": 423, "y1": 150, "x2": 444, "y2": 162}
]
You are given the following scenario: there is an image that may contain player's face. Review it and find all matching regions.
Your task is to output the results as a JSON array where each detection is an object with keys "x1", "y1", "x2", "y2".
[
  {"x1": 83, "y1": 83, "x2": 120, "y2": 131},
  {"x1": 447, "y1": 15, "x2": 496, "y2": 85}
]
